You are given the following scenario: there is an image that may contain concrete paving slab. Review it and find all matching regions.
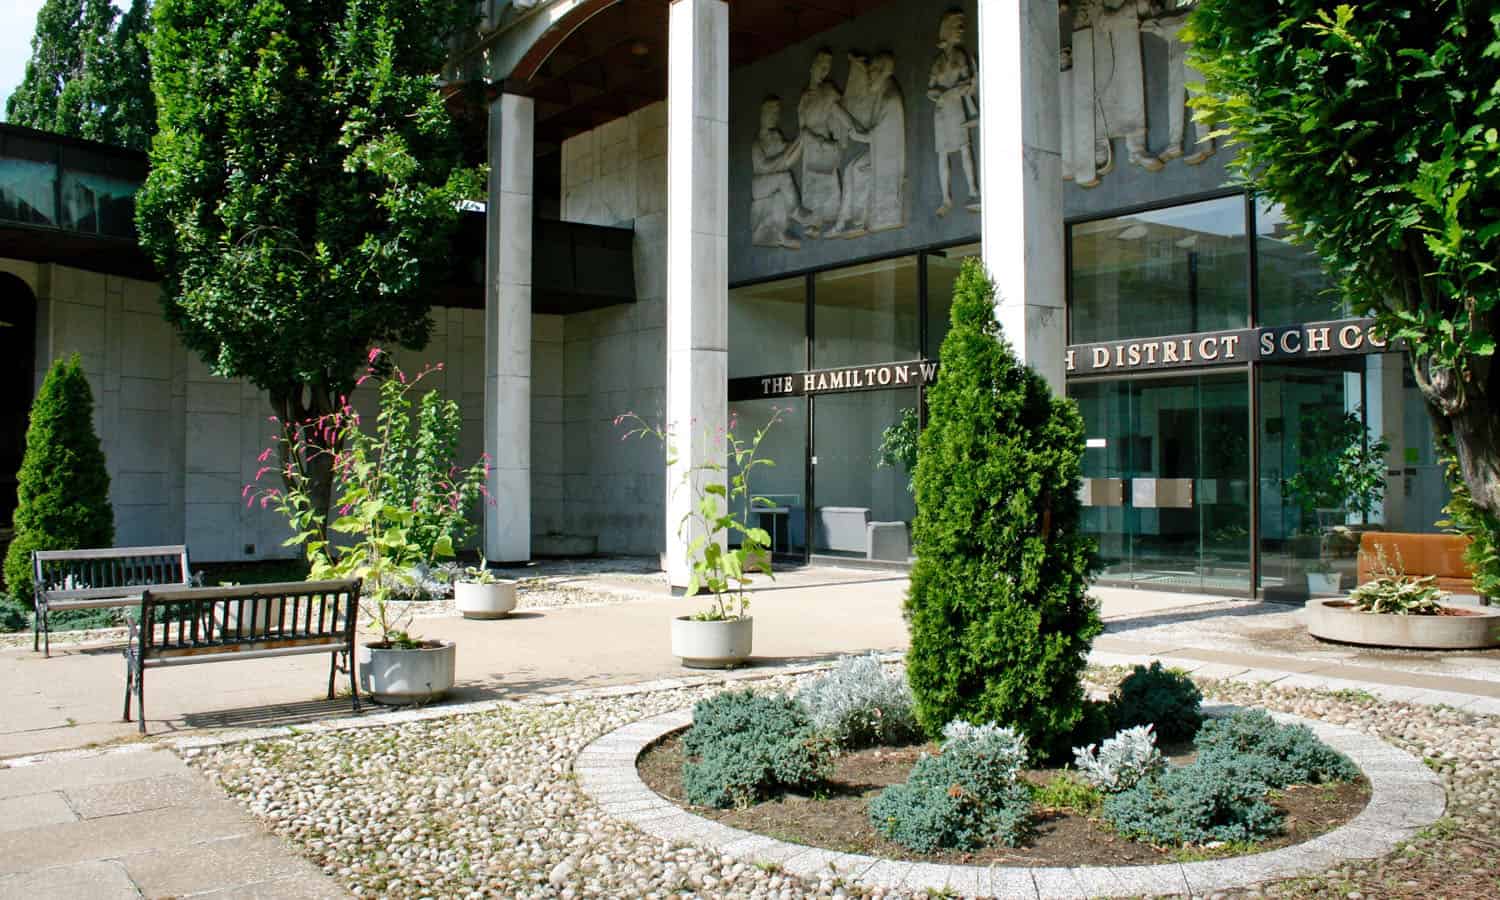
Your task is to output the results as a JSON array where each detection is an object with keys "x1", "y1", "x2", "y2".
[
  {"x1": 987, "y1": 865, "x2": 1040, "y2": 899},
  {"x1": 0, "y1": 748, "x2": 185, "y2": 799},
  {"x1": 65, "y1": 772, "x2": 217, "y2": 819},
  {"x1": 0, "y1": 859, "x2": 138, "y2": 900},
  {"x1": 0, "y1": 801, "x2": 257, "y2": 876},
  {"x1": 0, "y1": 792, "x2": 76, "y2": 832},
  {"x1": 120, "y1": 833, "x2": 324, "y2": 898},
  {"x1": 190, "y1": 874, "x2": 350, "y2": 899}
]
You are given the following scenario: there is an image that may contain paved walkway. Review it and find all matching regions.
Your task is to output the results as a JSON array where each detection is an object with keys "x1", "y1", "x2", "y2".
[{"x1": 1, "y1": 564, "x2": 1497, "y2": 898}]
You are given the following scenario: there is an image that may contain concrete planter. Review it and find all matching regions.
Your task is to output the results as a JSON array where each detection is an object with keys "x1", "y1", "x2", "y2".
[
  {"x1": 359, "y1": 640, "x2": 456, "y2": 705},
  {"x1": 1306, "y1": 598, "x2": 1500, "y2": 650},
  {"x1": 670, "y1": 616, "x2": 752, "y2": 668},
  {"x1": 454, "y1": 580, "x2": 518, "y2": 619}
]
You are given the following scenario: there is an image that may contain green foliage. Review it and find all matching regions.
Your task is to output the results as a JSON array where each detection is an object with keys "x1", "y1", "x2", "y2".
[
  {"x1": 1194, "y1": 711, "x2": 1360, "y2": 788},
  {"x1": 868, "y1": 722, "x2": 1033, "y2": 852},
  {"x1": 876, "y1": 407, "x2": 920, "y2": 494},
  {"x1": 681, "y1": 691, "x2": 833, "y2": 809},
  {"x1": 0, "y1": 595, "x2": 31, "y2": 632},
  {"x1": 904, "y1": 259, "x2": 1101, "y2": 760},
  {"x1": 1108, "y1": 662, "x2": 1204, "y2": 743},
  {"x1": 795, "y1": 653, "x2": 920, "y2": 750},
  {"x1": 256, "y1": 354, "x2": 487, "y2": 646},
  {"x1": 1102, "y1": 755, "x2": 1284, "y2": 846},
  {"x1": 619, "y1": 409, "x2": 783, "y2": 620},
  {"x1": 4, "y1": 355, "x2": 113, "y2": 606},
  {"x1": 1283, "y1": 411, "x2": 1389, "y2": 521},
  {"x1": 1185, "y1": 0, "x2": 1500, "y2": 525},
  {"x1": 138, "y1": 0, "x2": 482, "y2": 534},
  {"x1": 1436, "y1": 444, "x2": 1500, "y2": 600},
  {"x1": 1030, "y1": 772, "x2": 1103, "y2": 816},
  {"x1": 1348, "y1": 545, "x2": 1448, "y2": 614}
]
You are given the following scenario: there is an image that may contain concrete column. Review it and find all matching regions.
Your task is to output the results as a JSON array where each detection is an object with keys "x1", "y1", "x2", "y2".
[
  {"x1": 977, "y1": 0, "x2": 1067, "y2": 391},
  {"x1": 664, "y1": 0, "x2": 729, "y2": 587},
  {"x1": 484, "y1": 92, "x2": 534, "y2": 563}
]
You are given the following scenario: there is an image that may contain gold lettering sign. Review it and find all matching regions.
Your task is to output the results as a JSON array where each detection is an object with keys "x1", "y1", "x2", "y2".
[{"x1": 1066, "y1": 318, "x2": 1395, "y2": 377}]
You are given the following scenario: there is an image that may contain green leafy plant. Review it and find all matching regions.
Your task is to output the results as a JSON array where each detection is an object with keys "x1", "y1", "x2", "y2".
[
  {"x1": 1030, "y1": 772, "x2": 1103, "y2": 816},
  {"x1": 254, "y1": 351, "x2": 489, "y2": 648},
  {"x1": 876, "y1": 407, "x2": 920, "y2": 494},
  {"x1": 1283, "y1": 411, "x2": 1389, "y2": 523},
  {"x1": 0, "y1": 595, "x2": 31, "y2": 633},
  {"x1": 904, "y1": 259, "x2": 1101, "y2": 761},
  {"x1": 1348, "y1": 545, "x2": 1448, "y2": 615},
  {"x1": 1185, "y1": 0, "x2": 1500, "y2": 541},
  {"x1": 1436, "y1": 442, "x2": 1500, "y2": 601},
  {"x1": 618, "y1": 409, "x2": 783, "y2": 621},
  {"x1": 868, "y1": 721, "x2": 1033, "y2": 852},
  {"x1": 459, "y1": 555, "x2": 502, "y2": 585},
  {"x1": 1108, "y1": 662, "x2": 1204, "y2": 743},
  {"x1": 4, "y1": 354, "x2": 114, "y2": 620},
  {"x1": 681, "y1": 690, "x2": 833, "y2": 808}
]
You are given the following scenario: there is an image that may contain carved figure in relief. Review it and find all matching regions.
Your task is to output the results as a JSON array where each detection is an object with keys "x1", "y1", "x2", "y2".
[
  {"x1": 830, "y1": 52, "x2": 906, "y2": 238},
  {"x1": 797, "y1": 49, "x2": 858, "y2": 236},
  {"x1": 928, "y1": 11, "x2": 979, "y2": 217},
  {"x1": 751, "y1": 97, "x2": 814, "y2": 250},
  {"x1": 1064, "y1": 0, "x2": 1163, "y2": 188},
  {"x1": 1141, "y1": 5, "x2": 1215, "y2": 166}
]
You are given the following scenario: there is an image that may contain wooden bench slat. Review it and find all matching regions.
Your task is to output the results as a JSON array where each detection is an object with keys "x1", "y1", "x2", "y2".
[{"x1": 144, "y1": 640, "x2": 348, "y2": 666}]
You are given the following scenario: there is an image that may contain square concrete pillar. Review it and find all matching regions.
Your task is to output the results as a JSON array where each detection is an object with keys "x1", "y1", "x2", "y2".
[
  {"x1": 977, "y1": 0, "x2": 1067, "y2": 391},
  {"x1": 484, "y1": 93, "x2": 534, "y2": 563},
  {"x1": 664, "y1": 0, "x2": 729, "y2": 587}
]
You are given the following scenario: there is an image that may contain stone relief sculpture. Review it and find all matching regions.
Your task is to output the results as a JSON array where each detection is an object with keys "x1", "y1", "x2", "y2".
[
  {"x1": 830, "y1": 52, "x2": 907, "y2": 238},
  {"x1": 797, "y1": 49, "x2": 857, "y2": 237},
  {"x1": 750, "y1": 97, "x2": 815, "y2": 249},
  {"x1": 928, "y1": 11, "x2": 980, "y2": 217},
  {"x1": 1062, "y1": 0, "x2": 1211, "y2": 188}
]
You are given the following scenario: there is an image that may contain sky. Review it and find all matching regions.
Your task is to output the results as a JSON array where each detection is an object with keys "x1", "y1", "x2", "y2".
[{"x1": 0, "y1": 0, "x2": 48, "y2": 116}]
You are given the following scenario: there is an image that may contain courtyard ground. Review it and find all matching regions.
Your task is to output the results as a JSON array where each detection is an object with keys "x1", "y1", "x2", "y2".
[{"x1": 0, "y1": 560, "x2": 1496, "y2": 897}]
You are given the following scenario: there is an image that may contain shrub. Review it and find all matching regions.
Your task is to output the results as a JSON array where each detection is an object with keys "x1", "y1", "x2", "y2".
[
  {"x1": 0, "y1": 594, "x2": 29, "y2": 632},
  {"x1": 1031, "y1": 772, "x2": 1103, "y2": 816},
  {"x1": 1109, "y1": 662, "x2": 1203, "y2": 743},
  {"x1": 1102, "y1": 754, "x2": 1284, "y2": 845},
  {"x1": 905, "y1": 260, "x2": 1101, "y2": 760},
  {"x1": 868, "y1": 721, "x2": 1032, "y2": 851},
  {"x1": 1194, "y1": 710, "x2": 1359, "y2": 788},
  {"x1": 681, "y1": 691, "x2": 833, "y2": 808},
  {"x1": 4, "y1": 354, "x2": 114, "y2": 617},
  {"x1": 796, "y1": 653, "x2": 919, "y2": 749},
  {"x1": 1073, "y1": 724, "x2": 1166, "y2": 793}
]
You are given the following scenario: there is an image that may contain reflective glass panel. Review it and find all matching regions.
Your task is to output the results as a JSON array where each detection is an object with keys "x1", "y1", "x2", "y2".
[
  {"x1": 729, "y1": 397, "x2": 807, "y2": 558},
  {"x1": 1255, "y1": 200, "x2": 1346, "y2": 325},
  {"x1": 1070, "y1": 196, "x2": 1249, "y2": 344},
  {"x1": 810, "y1": 389, "x2": 917, "y2": 560},
  {"x1": 813, "y1": 255, "x2": 918, "y2": 368},
  {"x1": 925, "y1": 242, "x2": 982, "y2": 357},
  {"x1": 0, "y1": 158, "x2": 57, "y2": 226},
  {"x1": 729, "y1": 276, "x2": 805, "y2": 378}
]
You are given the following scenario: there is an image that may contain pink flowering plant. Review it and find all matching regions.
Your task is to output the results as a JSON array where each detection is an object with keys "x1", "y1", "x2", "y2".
[
  {"x1": 618, "y1": 408, "x2": 785, "y2": 621},
  {"x1": 251, "y1": 349, "x2": 489, "y2": 648}
]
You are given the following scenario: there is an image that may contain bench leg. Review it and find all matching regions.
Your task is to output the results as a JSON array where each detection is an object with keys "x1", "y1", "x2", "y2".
[
  {"x1": 348, "y1": 649, "x2": 361, "y2": 714},
  {"x1": 135, "y1": 661, "x2": 146, "y2": 735},
  {"x1": 32, "y1": 600, "x2": 40, "y2": 653},
  {"x1": 42, "y1": 605, "x2": 50, "y2": 658},
  {"x1": 122, "y1": 653, "x2": 133, "y2": 723}
]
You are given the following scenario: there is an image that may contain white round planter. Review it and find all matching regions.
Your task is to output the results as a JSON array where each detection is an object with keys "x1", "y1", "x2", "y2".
[
  {"x1": 454, "y1": 580, "x2": 518, "y2": 619},
  {"x1": 1307, "y1": 572, "x2": 1343, "y2": 594},
  {"x1": 1307, "y1": 598, "x2": 1500, "y2": 650},
  {"x1": 670, "y1": 616, "x2": 753, "y2": 668},
  {"x1": 359, "y1": 640, "x2": 457, "y2": 705}
]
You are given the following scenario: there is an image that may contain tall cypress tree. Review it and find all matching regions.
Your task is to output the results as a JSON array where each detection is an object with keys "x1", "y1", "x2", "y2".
[
  {"x1": 904, "y1": 260, "x2": 1101, "y2": 760},
  {"x1": 4, "y1": 354, "x2": 114, "y2": 606},
  {"x1": 104, "y1": 0, "x2": 156, "y2": 150}
]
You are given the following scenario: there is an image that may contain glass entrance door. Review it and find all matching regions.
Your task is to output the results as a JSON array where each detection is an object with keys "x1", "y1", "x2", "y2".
[{"x1": 1074, "y1": 372, "x2": 1251, "y2": 593}]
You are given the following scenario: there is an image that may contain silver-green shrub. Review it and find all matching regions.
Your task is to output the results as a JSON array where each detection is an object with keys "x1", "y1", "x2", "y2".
[
  {"x1": 796, "y1": 653, "x2": 919, "y2": 749},
  {"x1": 1073, "y1": 724, "x2": 1166, "y2": 792}
]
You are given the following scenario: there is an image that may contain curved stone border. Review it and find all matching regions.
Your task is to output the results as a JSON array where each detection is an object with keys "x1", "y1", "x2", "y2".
[{"x1": 574, "y1": 703, "x2": 1446, "y2": 899}]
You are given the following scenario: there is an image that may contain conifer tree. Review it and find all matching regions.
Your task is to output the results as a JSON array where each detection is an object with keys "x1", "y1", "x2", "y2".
[
  {"x1": 5, "y1": 0, "x2": 118, "y2": 141},
  {"x1": 904, "y1": 260, "x2": 1101, "y2": 760},
  {"x1": 4, "y1": 354, "x2": 114, "y2": 607}
]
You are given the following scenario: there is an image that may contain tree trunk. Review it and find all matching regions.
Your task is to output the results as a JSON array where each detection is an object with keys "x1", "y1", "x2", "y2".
[
  {"x1": 1412, "y1": 347, "x2": 1500, "y2": 517},
  {"x1": 269, "y1": 380, "x2": 341, "y2": 550}
]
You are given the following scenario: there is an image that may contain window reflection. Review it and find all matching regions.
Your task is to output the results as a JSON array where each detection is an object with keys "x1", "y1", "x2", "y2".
[
  {"x1": 813, "y1": 254, "x2": 919, "y2": 368},
  {"x1": 729, "y1": 276, "x2": 805, "y2": 378},
  {"x1": 1255, "y1": 200, "x2": 1345, "y2": 326},
  {"x1": 925, "y1": 242, "x2": 981, "y2": 357}
]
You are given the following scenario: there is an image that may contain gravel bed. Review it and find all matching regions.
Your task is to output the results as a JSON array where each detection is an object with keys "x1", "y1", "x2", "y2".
[{"x1": 188, "y1": 666, "x2": 1497, "y2": 899}]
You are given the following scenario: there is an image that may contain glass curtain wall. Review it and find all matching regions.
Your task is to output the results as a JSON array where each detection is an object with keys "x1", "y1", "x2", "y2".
[
  {"x1": 728, "y1": 397, "x2": 808, "y2": 558},
  {"x1": 924, "y1": 242, "x2": 982, "y2": 356},
  {"x1": 812, "y1": 255, "x2": 919, "y2": 368},
  {"x1": 811, "y1": 390, "x2": 918, "y2": 560}
]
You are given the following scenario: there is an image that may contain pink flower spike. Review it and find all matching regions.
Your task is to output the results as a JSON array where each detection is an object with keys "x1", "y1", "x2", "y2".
[
  {"x1": 242, "y1": 484, "x2": 252, "y2": 498},
  {"x1": 368, "y1": 347, "x2": 382, "y2": 363},
  {"x1": 258, "y1": 447, "x2": 273, "y2": 463}
]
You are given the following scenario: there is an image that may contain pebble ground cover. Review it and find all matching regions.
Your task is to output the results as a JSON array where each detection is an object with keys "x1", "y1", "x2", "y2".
[{"x1": 187, "y1": 666, "x2": 1499, "y2": 899}]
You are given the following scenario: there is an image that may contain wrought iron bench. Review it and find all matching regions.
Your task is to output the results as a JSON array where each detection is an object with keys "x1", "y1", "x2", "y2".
[
  {"x1": 32, "y1": 545, "x2": 193, "y2": 656},
  {"x1": 124, "y1": 579, "x2": 362, "y2": 734}
]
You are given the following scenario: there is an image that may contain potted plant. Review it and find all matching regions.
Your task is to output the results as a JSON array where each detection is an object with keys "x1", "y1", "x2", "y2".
[
  {"x1": 453, "y1": 555, "x2": 518, "y2": 619},
  {"x1": 620, "y1": 408, "x2": 784, "y2": 668},
  {"x1": 254, "y1": 349, "x2": 489, "y2": 704}
]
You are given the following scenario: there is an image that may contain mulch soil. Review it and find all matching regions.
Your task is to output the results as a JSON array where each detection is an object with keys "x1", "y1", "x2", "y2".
[{"x1": 636, "y1": 732, "x2": 1371, "y2": 867}]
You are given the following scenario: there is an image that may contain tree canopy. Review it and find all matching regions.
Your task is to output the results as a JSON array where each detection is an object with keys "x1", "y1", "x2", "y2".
[
  {"x1": 1186, "y1": 1, "x2": 1500, "y2": 521},
  {"x1": 6, "y1": 0, "x2": 155, "y2": 150}
]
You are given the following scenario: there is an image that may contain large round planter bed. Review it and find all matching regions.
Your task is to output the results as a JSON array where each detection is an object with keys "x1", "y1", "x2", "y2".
[{"x1": 1306, "y1": 598, "x2": 1500, "y2": 649}]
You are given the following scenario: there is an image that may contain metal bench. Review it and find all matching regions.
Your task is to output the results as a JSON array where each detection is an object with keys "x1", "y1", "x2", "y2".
[
  {"x1": 33, "y1": 545, "x2": 193, "y2": 656},
  {"x1": 124, "y1": 579, "x2": 362, "y2": 734}
]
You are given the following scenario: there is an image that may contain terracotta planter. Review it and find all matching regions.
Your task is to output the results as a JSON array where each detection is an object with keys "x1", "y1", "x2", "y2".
[
  {"x1": 359, "y1": 640, "x2": 456, "y2": 705},
  {"x1": 670, "y1": 616, "x2": 753, "y2": 668},
  {"x1": 1306, "y1": 599, "x2": 1500, "y2": 650},
  {"x1": 454, "y1": 580, "x2": 518, "y2": 619}
]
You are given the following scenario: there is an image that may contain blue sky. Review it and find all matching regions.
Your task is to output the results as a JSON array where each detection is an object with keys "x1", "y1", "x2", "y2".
[{"x1": 1, "y1": 0, "x2": 49, "y2": 116}]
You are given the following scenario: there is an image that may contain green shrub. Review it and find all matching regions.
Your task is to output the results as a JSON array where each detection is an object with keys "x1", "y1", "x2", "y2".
[
  {"x1": 796, "y1": 652, "x2": 920, "y2": 749},
  {"x1": 905, "y1": 260, "x2": 1101, "y2": 760},
  {"x1": 1194, "y1": 710, "x2": 1359, "y2": 788},
  {"x1": 868, "y1": 722, "x2": 1033, "y2": 851},
  {"x1": 4, "y1": 354, "x2": 114, "y2": 608},
  {"x1": 681, "y1": 691, "x2": 833, "y2": 808},
  {"x1": 0, "y1": 594, "x2": 29, "y2": 632},
  {"x1": 1102, "y1": 754, "x2": 1284, "y2": 845},
  {"x1": 1108, "y1": 662, "x2": 1204, "y2": 742}
]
